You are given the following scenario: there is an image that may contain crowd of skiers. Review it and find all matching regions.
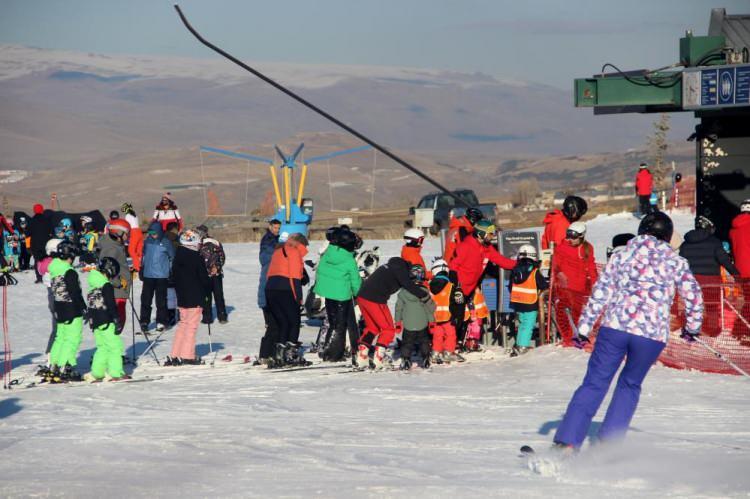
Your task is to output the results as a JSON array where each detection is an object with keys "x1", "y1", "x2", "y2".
[{"x1": 12, "y1": 193, "x2": 228, "y2": 383}]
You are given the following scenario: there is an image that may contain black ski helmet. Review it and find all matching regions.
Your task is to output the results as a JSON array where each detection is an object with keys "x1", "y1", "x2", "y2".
[
  {"x1": 98, "y1": 256, "x2": 120, "y2": 279},
  {"x1": 695, "y1": 215, "x2": 715, "y2": 232},
  {"x1": 336, "y1": 228, "x2": 358, "y2": 252},
  {"x1": 56, "y1": 239, "x2": 79, "y2": 259},
  {"x1": 674, "y1": 172, "x2": 682, "y2": 183},
  {"x1": 562, "y1": 196, "x2": 588, "y2": 222},
  {"x1": 325, "y1": 225, "x2": 341, "y2": 244},
  {"x1": 465, "y1": 207, "x2": 483, "y2": 225},
  {"x1": 638, "y1": 211, "x2": 674, "y2": 242},
  {"x1": 408, "y1": 264, "x2": 425, "y2": 282}
]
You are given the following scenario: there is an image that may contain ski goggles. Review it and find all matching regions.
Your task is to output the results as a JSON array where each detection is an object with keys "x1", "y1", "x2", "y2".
[{"x1": 565, "y1": 229, "x2": 584, "y2": 240}]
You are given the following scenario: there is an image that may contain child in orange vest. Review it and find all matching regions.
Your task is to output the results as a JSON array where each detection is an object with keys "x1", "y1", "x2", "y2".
[
  {"x1": 428, "y1": 259, "x2": 466, "y2": 363},
  {"x1": 509, "y1": 245, "x2": 548, "y2": 356}
]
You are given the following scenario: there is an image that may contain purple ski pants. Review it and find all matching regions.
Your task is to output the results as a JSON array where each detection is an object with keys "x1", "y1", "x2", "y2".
[{"x1": 554, "y1": 327, "x2": 665, "y2": 448}]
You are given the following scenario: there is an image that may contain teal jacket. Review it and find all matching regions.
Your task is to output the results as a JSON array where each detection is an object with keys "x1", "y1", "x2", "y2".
[
  {"x1": 313, "y1": 245, "x2": 362, "y2": 301},
  {"x1": 395, "y1": 286, "x2": 435, "y2": 331}
]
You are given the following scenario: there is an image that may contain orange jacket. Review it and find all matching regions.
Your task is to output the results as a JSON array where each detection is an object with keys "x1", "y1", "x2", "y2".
[
  {"x1": 266, "y1": 239, "x2": 309, "y2": 301},
  {"x1": 401, "y1": 245, "x2": 432, "y2": 279},
  {"x1": 128, "y1": 227, "x2": 144, "y2": 272},
  {"x1": 541, "y1": 210, "x2": 569, "y2": 250}
]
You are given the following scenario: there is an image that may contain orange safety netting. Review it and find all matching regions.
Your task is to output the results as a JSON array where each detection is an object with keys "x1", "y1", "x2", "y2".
[{"x1": 549, "y1": 269, "x2": 750, "y2": 376}]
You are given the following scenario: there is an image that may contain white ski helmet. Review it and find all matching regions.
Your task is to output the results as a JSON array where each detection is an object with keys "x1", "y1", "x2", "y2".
[
  {"x1": 45, "y1": 238, "x2": 62, "y2": 256},
  {"x1": 404, "y1": 228, "x2": 425, "y2": 247},
  {"x1": 566, "y1": 221, "x2": 587, "y2": 238},
  {"x1": 741, "y1": 199, "x2": 750, "y2": 213},
  {"x1": 517, "y1": 244, "x2": 537, "y2": 259},
  {"x1": 431, "y1": 258, "x2": 449, "y2": 275},
  {"x1": 179, "y1": 229, "x2": 201, "y2": 250}
]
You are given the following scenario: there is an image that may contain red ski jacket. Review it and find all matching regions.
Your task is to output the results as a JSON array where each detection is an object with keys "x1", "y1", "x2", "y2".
[
  {"x1": 541, "y1": 210, "x2": 569, "y2": 250},
  {"x1": 552, "y1": 239, "x2": 599, "y2": 293},
  {"x1": 449, "y1": 235, "x2": 515, "y2": 294},
  {"x1": 444, "y1": 216, "x2": 473, "y2": 263},
  {"x1": 729, "y1": 213, "x2": 750, "y2": 278},
  {"x1": 635, "y1": 169, "x2": 653, "y2": 196}
]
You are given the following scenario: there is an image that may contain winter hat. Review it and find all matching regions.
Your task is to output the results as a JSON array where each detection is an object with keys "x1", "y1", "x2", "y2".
[
  {"x1": 162, "y1": 192, "x2": 173, "y2": 201},
  {"x1": 639, "y1": 162, "x2": 648, "y2": 169},
  {"x1": 33, "y1": 204, "x2": 44, "y2": 215},
  {"x1": 107, "y1": 219, "x2": 130, "y2": 235},
  {"x1": 147, "y1": 222, "x2": 163, "y2": 236},
  {"x1": 695, "y1": 216, "x2": 715, "y2": 231},
  {"x1": 741, "y1": 199, "x2": 750, "y2": 213},
  {"x1": 179, "y1": 229, "x2": 201, "y2": 250},
  {"x1": 195, "y1": 224, "x2": 209, "y2": 239}
]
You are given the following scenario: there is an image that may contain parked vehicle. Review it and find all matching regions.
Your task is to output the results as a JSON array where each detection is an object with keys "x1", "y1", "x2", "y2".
[{"x1": 408, "y1": 189, "x2": 496, "y2": 235}]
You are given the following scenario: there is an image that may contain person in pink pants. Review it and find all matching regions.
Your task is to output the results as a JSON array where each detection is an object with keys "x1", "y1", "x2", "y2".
[{"x1": 166, "y1": 229, "x2": 210, "y2": 366}]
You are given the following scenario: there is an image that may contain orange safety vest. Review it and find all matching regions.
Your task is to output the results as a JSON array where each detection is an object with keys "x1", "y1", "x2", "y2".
[
  {"x1": 431, "y1": 282, "x2": 453, "y2": 323},
  {"x1": 466, "y1": 289, "x2": 489, "y2": 320},
  {"x1": 510, "y1": 268, "x2": 539, "y2": 305}
]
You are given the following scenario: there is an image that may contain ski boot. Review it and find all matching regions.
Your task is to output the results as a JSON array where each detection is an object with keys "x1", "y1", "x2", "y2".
[
  {"x1": 62, "y1": 365, "x2": 83, "y2": 382},
  {"x1": 271, "y1": 343, "x2": 287, "y2": 368},
  {"x1": 400, "y1": 358, "x2": 412, "y2": 371},
  {"x1": 155, "y1": 323, "x2": 166, "y2": 332},
  {"x1": 420, "y1": 355, "x2": 431, "y2": 369},
  {"x1": 510, "y1": 346, "x2": 530, "y2": 357},
  {"x1": 429, "y1": 351, "x2": 443, "y2": 365},
  {"x1": 35, "y1": 364, "x2": 51, "y2": 378},
  {"x1": 371, "y1": 345, "x2": 389, "y2": 370},
  {"x1": 355, "y1": 344, "x2": 370, "y2": 370},
  {"x1": 164, "y1": 356, "x2": 183, "y2": 366},
  {"x1": 182, "y1": 357, "x2": 204, "y2": 365},
  {"x1": 44, "y1": 365, "x2": 61, "y2": 383}
]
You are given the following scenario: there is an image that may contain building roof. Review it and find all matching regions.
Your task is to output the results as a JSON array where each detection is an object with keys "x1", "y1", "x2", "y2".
[{"x1": 709, "y1": 8, "x2": 750, "y2": 51}]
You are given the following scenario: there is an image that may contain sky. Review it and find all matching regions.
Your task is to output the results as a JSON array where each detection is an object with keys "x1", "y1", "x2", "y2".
[{"x1": 0, "y1": 0, "x2": 748, "y2": 89}]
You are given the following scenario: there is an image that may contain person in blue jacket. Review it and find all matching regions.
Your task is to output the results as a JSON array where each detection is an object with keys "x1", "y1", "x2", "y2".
[
  {"x1": 257, "y1": 219, "x2": 281, "y2": 362},
  {"x1": 139, "y1": 222, "x2": 175, "y2": 332}
]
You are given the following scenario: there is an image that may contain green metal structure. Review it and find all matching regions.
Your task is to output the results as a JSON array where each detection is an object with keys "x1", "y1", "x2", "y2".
[{"x1": 574, "y1": 8, "x2": 750, "y2": 239}]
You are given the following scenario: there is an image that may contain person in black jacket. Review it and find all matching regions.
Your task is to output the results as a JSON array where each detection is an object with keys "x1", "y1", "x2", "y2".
[
  {"x1": 166, "y1": 229, "x2": 211, "y2": 365},
  {"x1": 355, "y1": 256, "x2": 428, "y2": 369},
  {"x1": 29, "y1": 203, "x2": 52, "y2": 283},
  {"x1": 679, "y1": 216, "x2": 739, "y2": 337},
  {"x1": 679, "y1": 216, "x2": 740, "y2": 277}
]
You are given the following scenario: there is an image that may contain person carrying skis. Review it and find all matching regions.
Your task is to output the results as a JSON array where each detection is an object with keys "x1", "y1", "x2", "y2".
[
  {"x1": 541, "y1": 195, "x2": 587, "y2": 251},
  {"x1": 401, "y1": 228, "x2": 431, "y2": 279},
  {"x1": 395, "y1": 264, "x2": 435, "y2": 370},
  {"x1": 139, "y1": 222, "x2": 175, "y2": 332},
  {"x1": 449, "y1": 219, "x2": 515, "y2": 348},
  {"x1": 196, "y1": 224, "x2": 228, "y2": 324},
  {"x1": 166, "y1": 229, "x2": 211, "y2": 366},
  {"x1": 46, "y1": 240, "x2": 86, "y2": 382},
  {"x1": 553, "y1": 211, "x2": 703, "y2": 451},
  {"x1": 257, "y1": 219, "x2": 282, "y2": 363},
  {"x1": 428, "y1": 259, "x2": 465, "y2": 364},
  {"x1": 550, "y1": 221, "x2": 598, "y2": 346},
  {"x1": 86, "y1": 257, "x2": 130, "y2": 381},
  {"x1": 355, "y1": 256, "x2": 429, "y2": 369},
  {"x1": 98, "y1": 219, "x2": 132, "y2": 332},
  {"x1": 29, "y1": 203, "x2": 52, "y2": 283},
  {"x1": 443, "y1": 207, "x2": 484, "y2": 264},
  {"x1": 151, "y1": 193, "x2": 183, "y2": 232},
  {"x1": 508, "y1": 245, "x2": 548, "y2": 356},
  {"x1": 314, "y1": 227, "x2": 362, "y2": 362},
  {"x1": 263, "y1": 233, "x2": 310, "y2": 367}
]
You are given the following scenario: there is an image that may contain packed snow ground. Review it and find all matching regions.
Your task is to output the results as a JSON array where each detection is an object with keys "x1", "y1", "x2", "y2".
[{"x1": 2, "y1": 211, "x2": 749, "y2": 498}]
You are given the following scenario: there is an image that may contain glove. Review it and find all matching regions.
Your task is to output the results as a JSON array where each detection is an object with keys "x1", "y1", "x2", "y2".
[
  {"x1": 680, "y1": 328, "x2": 699, "y2": 343},
  {"x1": 573, "y1": 334, "x2": 590, "y2": 349},
  {"x1": 453, "y1": 289, "x2": 464, "y2": 305},
  {"x1": 120, "y1": 277, "x2": 129, "y2": 290}
]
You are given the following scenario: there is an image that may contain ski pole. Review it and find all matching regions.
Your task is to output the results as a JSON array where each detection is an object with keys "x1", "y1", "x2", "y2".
[
  {"x1": 694, "y1": 337, "x2": 750, "y2": 379},
  {"x1": 137, "y1": 329, "x2": 166, "y2": 363},
  {"x1": 207, "y1": 323, "x2": 217, "y2": 367},
  {"x1": 130, "y1": 278, "x2": 136, "y2": 365},
  {"x1": 127, "y1": 296, "x2": 160, "y2": 365}
]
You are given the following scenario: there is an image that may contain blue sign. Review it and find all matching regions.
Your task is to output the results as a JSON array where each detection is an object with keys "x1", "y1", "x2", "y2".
[
  {"x1": 700, "y1": 69, "x2": 717, "y2": 106},
  {"x1": 718, "y1": 68, "x2": 735, "y2": 105},
  {"x1": 737, "y1": 66, "x2": 750, "y2": 105}
]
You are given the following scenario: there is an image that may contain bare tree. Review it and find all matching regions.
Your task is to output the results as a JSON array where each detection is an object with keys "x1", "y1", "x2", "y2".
[
  {"x1": 647, "y1": 114, "x2": 670, "y2": 189},
  {"x1": 511, "y1": 178, "x2": 540, "y2": 207},
  {"x1": 609, "y1": 168, "x2": 625, "y2": 196}
]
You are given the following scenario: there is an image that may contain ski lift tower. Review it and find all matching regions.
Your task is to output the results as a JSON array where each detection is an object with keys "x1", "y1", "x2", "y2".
[
  {"x1": 200, "y1": 143, "x2": 370, "y2": 239},
  {"x1": 574, "y1": 8, "x2": 750, "y2": 239}
]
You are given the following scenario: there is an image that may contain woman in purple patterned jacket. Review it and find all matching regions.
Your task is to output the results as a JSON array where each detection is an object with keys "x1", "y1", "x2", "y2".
[{"x1": 553, "y1": 211, "x2": 704, "y2": 450}]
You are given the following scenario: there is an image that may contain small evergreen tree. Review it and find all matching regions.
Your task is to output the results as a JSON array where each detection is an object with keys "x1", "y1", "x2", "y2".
[{"x1": 647, "y1": 114, "x2": 670, "y2": 188}]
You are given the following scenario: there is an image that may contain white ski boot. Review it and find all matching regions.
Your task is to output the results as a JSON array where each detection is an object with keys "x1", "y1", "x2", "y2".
[
  {"x1": 372, "y1": 345, "x2": 389, "y2": 370},
  {"x1": 355, "y1": 344, "x2": 370, "y2": 370}
]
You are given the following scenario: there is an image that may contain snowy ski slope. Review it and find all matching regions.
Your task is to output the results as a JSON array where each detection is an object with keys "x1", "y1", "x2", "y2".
[{"x1": 1, "y1": 210, "x2": 749, "y2": 498}]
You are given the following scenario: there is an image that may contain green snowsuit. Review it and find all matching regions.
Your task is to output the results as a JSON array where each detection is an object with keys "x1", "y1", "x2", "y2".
[
  {"x1": 87, "y1": 269, "x2": 125, "y2": 379},
  {"x1": 313, "y1": 245, "x2": 362, "y2": 300},
  {"x1": 48, "y1": 258, "x2": 85, "y2": 368}
]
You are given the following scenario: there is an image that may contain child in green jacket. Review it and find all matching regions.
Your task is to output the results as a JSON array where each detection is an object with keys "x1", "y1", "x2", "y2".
[
  {"x1": 86, "y1": 257, "x2": 129, "y2": 381},
  {"x1": 395, "y1": 264, "x2": 435, "y2": 370}
]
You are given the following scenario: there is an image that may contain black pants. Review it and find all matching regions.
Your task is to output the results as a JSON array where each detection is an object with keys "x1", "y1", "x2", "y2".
[
  {"x1": 456, "y1": 289, "x2": 474, "y2": 345},
  {"x1": 203, "y1": 275, "x2": 227, "y2": 323},
  {"x1": 401, "y1": 329, "x2": 431, "y2": 360},
  {"x1": 259, "y1": 307, "x2": 280, "y2": 359},
  {"x1": 19, "y1": 245, "x2": 31, "y2": 271},
  {"x1": 33, "y1": 251, "x2": 44, "y2": 282},
  {"x1": 321, "y1": 298, "x2": 358, "y2": 361},
  {"x1": 140, "y1": 277, "x2": 169, "y2": 326},
  {"x1": 638, "y1": 195, "x2": 652, "y2": 215},
  {"x1": 45, "y1": 288, "x2": 57, "y2": 354},
  {"x1": 266, "y1": 289, "x2": 301, "y2": 345}
]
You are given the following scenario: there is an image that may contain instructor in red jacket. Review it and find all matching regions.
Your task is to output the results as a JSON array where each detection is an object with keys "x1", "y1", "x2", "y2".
[{"x1": 635, "y1": 163, "x2": 653, "y2": 216}]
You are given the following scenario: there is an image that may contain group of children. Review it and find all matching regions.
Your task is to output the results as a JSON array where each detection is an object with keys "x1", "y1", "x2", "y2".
[{"x1": 33, "y1": 197, "x2": 226, "y2": 383}]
